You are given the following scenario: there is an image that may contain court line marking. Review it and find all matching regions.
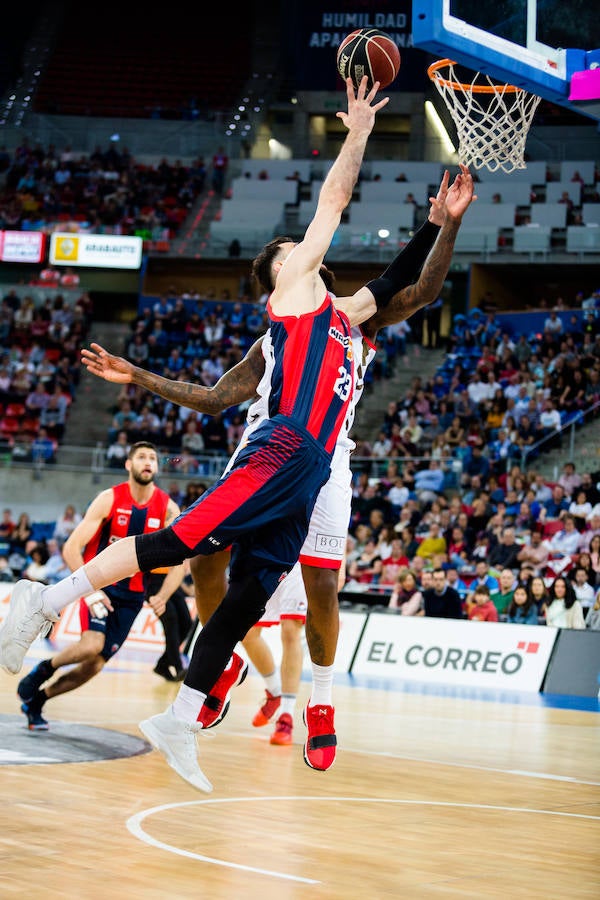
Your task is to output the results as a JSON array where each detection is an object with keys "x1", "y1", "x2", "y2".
[
  {"x1": 127, "y1": 796, "x2": 600, "y2": 881},
  {"x1": 127, "y1": 800, "x2": 320, "y2": 883},
  {"x1": 10, "y1": 707, "x2": 596, "y2": 787},
  {"x1": 224, "y1": 729, "x2": 600, "y2": 787}
]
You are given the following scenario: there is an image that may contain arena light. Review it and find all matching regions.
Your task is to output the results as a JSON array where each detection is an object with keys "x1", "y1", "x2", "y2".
[
  {"x1": 268, "y1": 139, "x2": 292, "y2": 159},
  {"x1": 425, "y1": 100, "x2": 457, "y2": 155}
]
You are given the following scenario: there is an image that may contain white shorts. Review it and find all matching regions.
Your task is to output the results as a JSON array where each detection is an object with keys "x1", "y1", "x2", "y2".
[
  {"x1": 258, "y1": 561, "x2": 307, "y2": 626},
  {"x1": 256, "y1": 454, "x2": 351, "y2": 626},
  {"x1": 297, "y1": 454, "x2": 352, "y2": 569}
]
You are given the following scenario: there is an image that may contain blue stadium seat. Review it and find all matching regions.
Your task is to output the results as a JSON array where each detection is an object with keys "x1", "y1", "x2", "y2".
[{"x1": 30, "y1": 522, "x2": 57, "y2": 543}]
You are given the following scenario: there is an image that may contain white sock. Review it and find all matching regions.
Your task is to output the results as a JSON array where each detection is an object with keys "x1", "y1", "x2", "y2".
[
  {"x1": 280, "y1": 693, "x2": 296, "y2": 717},
  {"x1": 310, "y1": 663, "x2": 334, "y2": 706},
  {"x1": 41, "y1": 567, "x2": 95, "y2": 615},
  {"x1": 264, "y1": 669, "x2": 282, "y2": 697},
  {"x1": 172, "y1": 683, "x2": 207, "y2": 725}
]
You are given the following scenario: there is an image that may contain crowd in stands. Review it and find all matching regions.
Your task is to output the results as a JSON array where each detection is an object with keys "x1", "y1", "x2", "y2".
[
  {"x1": 0, "y1": 284, "x2": 93, "y2": 460},
  {"x1": 103, "y1": 277, "x2": 413, "y2": 476},
  {"x1": 344, "y1": 453, "x2": 600, "y2": 630},
  {"x1": 0, "y1": 504, "x2": 76, "y2": 584},
  {"x1": 24, "y1": 282, "x2": 589, "y2": 632},
  {"x1": 357, "y1": 295, "x2": 600, "y2": 478},
  {"x1": 2, "y1": 448, "x2": 600, "y2": 631},
  {"x1": 0, "y1": 139, "x2": 208, "y2": 240},
  {"x1": 103, "y1": 290, "x2": 275, "y2": 475},
  {"x1": 341, "y1": 291, "x2": 600, "y2": 630},
  {"x1": 9, "y1": 279, "x2": 590, "y2": 635}
]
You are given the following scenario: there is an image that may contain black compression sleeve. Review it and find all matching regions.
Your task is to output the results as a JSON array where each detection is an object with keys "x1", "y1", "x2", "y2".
[{"x1": 366, "y1": 219, "x2": 441, "y2": 309}]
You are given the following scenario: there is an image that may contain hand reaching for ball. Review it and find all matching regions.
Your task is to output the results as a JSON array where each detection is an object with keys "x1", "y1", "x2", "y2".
[{"x1": 336, "y1": 76, "x2": 390, "y2": 134}]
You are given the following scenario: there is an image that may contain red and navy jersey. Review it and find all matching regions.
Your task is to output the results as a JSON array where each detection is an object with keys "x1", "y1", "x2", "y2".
[
  {"x1": 83, "y1": 482, "x2": 170, "y2": 600},
  {"x1": 267, "y1": 293, "x2": 354, "y2": 455}
]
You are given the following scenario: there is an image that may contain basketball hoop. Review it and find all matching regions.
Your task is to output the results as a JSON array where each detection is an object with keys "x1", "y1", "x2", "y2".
[{"x1": 427, "y1": 59, "x2": 542, "y2": 173}]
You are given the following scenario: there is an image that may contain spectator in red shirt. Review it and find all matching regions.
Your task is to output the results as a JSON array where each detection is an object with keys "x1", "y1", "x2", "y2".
[
  {"x1": 379, "y1": 537, "x2": 410, "y2": 586},
  {"x1": 467, "y1": 584, "x2": 499, "y2": 622}
]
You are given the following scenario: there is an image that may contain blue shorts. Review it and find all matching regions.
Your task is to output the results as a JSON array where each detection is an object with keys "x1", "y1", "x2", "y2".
[
  {"x1": 171, "y1": 416, "x2": 331, "y2": 596},
  {"x1": 79, "y1": 587, "x2": 142, "y2": 661}
]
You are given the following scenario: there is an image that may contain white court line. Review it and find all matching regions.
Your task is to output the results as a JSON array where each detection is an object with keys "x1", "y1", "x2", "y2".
[
  {"x1": 225, "y1": 729, "x2": 600, "y2": 787},
  {"x1": 25, "y1": 713, "x2": 598, "y2": 787},
  {"x1": 127, "y1": 799, "x2": 320, "y2": 884},
  {"x1": 127, "y1": 796, "x2": 600, "y2": 881},
  {"x1": 66, "y1": 717, "x2": 599, "y2": 788}
]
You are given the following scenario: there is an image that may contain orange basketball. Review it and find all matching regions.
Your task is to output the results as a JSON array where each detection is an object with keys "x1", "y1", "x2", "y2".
[{"x1": 336, "y1": 28, "x2": 401, "y2": 91}]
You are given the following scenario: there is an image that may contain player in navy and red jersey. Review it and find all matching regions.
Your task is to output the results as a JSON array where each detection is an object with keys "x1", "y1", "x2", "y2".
[
  {"x1": 16, "y1": 442, "x2": 183, "y2": 730},
  {"x1": 1, "y1": 76, "x2": 390, "y2": 791},
  {"x1": 77, "y1": 163, "x2": 475, "y2": 770},
  {"x1": 267, "y1": 297, "x2": 353, "y2": 454},
  {"x1": 77, "y1": 168, "x2": 469, "y2": 764}
]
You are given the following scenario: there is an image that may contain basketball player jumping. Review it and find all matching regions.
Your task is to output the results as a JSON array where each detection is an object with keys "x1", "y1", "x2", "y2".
[
  {"x1": 80, "y1": 164, "x2": 475, "y2": 766},
  {"x1": 0, "y1": 76, "x2": 389, "y2": 792}
]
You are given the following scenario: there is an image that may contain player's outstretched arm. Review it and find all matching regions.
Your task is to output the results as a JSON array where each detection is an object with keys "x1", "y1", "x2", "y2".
[
  {"x1": 336, "y1": 171, "x2": 452, "y2": 326},
  {"x1": 366, "y1": 164, "x2": 475, "y2": 332},
  {"x1": 82, "y1": 338, "x2": 266, "y2": 415},
  {"x1": 272, "y1": 77, "x2": 389, "y2": 303}
]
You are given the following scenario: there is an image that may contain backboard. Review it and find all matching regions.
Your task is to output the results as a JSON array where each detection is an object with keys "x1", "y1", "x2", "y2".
[{"x1": 413, "y1": 0, "x2": 600, "y2": 120}]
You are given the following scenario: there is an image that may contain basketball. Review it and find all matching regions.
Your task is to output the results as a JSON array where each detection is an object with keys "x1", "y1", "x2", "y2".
[{"x1": 336, "y1": 29, "x2": 401, "y2": 91}]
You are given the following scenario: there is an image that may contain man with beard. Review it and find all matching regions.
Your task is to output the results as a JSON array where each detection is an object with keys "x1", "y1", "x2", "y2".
[{"x1": 16, "y1": 441, "x2": 183, "y2": 729}]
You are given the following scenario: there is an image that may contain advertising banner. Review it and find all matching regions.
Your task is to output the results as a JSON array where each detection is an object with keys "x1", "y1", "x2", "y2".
[
  {"x1": 188, "y1": 608, "x2": 369, "y2": 674},
  {"x1": 281, "y1": 0, "x2": 429, "y2": 92},
  {"x1": 49, "y1": 232, "x2": 142, "y2": 268},
  {"x1": 351, "y1": 614, "x2": 558, "y2": 691},
  {"x1": 0, "y1": 230, "x2": 45, "y2": 263}
]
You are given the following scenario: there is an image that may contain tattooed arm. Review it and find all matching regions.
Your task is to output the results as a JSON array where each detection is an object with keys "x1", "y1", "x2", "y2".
[
  {"x1": 363, "y1": 164, "x2": 475, "y2": 340},
  {"x1": 81, "y1": 336, "x2": 266, "y2": 415}
]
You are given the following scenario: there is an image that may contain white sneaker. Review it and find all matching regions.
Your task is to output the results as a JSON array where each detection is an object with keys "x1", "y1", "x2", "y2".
[
  {"x1": 139, "y1": 705, "x2": 213, "y2": 793},
  {"x1": 0, "y1": 580, "x2": 59, "y2": 675}
]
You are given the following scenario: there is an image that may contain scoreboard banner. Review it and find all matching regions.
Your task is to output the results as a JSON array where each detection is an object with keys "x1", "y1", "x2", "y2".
[
  {"x1": 281, "y1": 0, "x2": 429, "y2": 92},
  {"x1": 0, "y1": 230, "x2": 45, "y2": 263}
]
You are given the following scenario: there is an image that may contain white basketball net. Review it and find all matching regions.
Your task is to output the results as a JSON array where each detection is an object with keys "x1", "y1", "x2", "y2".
[{"x1": 428, "y1": 60, "x2": 542, "y2": 174}]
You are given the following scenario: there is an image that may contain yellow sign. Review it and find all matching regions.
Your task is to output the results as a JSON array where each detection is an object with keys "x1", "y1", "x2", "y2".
[{"x1": 53, "y1": 235, "x2": 79, "y2": 261}]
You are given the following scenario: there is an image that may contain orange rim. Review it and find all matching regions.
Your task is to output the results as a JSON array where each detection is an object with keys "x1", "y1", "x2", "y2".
[{"x1": 427, "y1": 58, "x2": 524, "y2": 94}]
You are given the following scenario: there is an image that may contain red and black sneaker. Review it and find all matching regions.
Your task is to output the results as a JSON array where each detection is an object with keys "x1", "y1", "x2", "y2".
[
  {"x1": 303, "y1": 703, "x2": 337, "y2": 770},
  {"x1": 252, "y1": 689, "x2": 281, "y2": 727},
  {"x1": 197, "y1": 652, "x2": 248, "y2": 729}
]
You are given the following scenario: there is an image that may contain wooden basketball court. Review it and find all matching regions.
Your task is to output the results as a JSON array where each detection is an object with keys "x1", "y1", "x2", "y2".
[{"x1": 1, "y1": 648, "x2": 598, "y2": 899}]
